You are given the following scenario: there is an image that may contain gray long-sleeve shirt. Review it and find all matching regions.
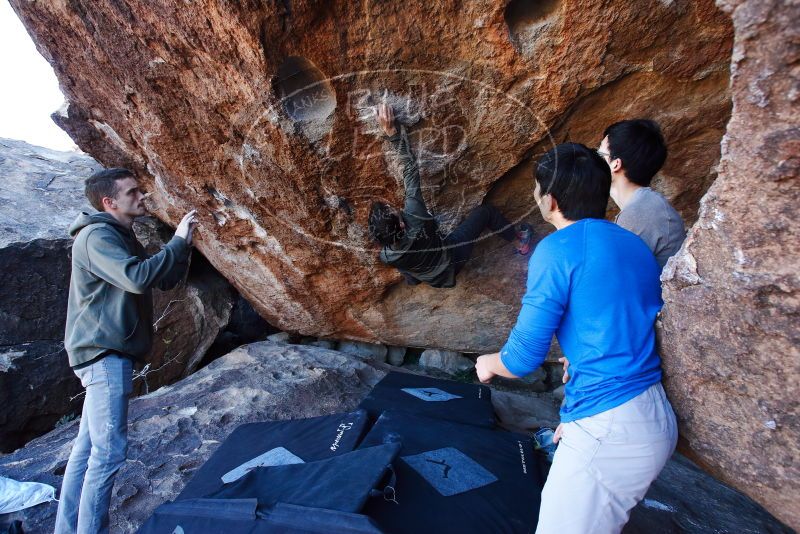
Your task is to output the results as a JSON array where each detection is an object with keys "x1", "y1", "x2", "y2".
[{"x1": 615, "y1": 187, "x2": 686, "y2": 269}]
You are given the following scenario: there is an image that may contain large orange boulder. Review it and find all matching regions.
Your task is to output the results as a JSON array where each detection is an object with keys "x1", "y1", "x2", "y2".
[
  {"x1": 659, "y1": 0, "x2": 799, "y2": 527},
  {"x1": 9, "y1": 0, "x2": 731, "y2": 352}
]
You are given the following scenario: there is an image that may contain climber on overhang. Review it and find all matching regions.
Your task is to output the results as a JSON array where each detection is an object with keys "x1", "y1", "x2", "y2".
[{"x1": 368, "y1": 102, "x2": 533, "y2": 288}]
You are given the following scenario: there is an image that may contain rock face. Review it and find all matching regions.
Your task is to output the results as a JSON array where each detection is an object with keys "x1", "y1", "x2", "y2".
[
  {"x1": 0, "y1": 342, "x2": 386, "y2": 532},
  {"x1": 0, "y1": 138, "x2": 100, "y2": 249},
  {"x1": 0, "y1": 140, "x2": 235, "y2": 451},
  {"x1": 386, "y1": 345, "x2": 407, "y2": 366},
  {"x1": 0, "y1": 138, "x2": 101, "y2": 346},
  {"x1": 623, "y1": 454, "x2": 793, "y2": 534},
  {"x1": 658, "y1": 0, "x2": 800, "y2": 528},
  {"x1": 8, "y1": 0, "x2": 733, "y2": 352},
  {"x1": 337, "y1": 340, "x2": 389, "y2": 363},
  {"x1": 419, "y1": 348, "x2": 474, "y2": 374},
  {"x1": 0, "y1": 342, "x2": 790, "y2": 534},
  {"x1": 0, "y1": 140, "x2": 98, "y2": 452}
]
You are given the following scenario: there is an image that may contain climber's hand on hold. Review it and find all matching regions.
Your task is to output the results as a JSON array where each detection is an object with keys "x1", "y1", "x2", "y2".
[{"x1": 377, "y1": 102, "x2": 397, "y2": 137}]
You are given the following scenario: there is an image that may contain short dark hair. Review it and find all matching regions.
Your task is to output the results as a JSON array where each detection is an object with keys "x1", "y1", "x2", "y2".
[
  {"x1": 603, "y1": 119, "x2": 667, "y2": 186},
  {"x1": 535, "y1": 143, "x2": 611, "y2": 221},
  {"x1": 369, "y1": 202, "x2": 403, "y2": 246},
  {"x1": 84, "y1": 168, "x2": 134, "y2": 212}
]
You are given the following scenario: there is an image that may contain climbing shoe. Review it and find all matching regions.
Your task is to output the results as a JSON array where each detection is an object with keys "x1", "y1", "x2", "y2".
[{"x1": 514, "y1": 223, "x2": 534, "y2": 255}]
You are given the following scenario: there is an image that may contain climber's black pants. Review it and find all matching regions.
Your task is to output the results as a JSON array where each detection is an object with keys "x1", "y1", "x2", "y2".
[{"x1": 445, "y1": 205, "x2": 515, "y2": 275}]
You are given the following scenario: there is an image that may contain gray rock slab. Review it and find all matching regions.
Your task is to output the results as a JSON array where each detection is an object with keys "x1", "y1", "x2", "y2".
[
  {"x1": 419, "y1": 349, "x2": 473, "y2": 375},
  {"x1": 491, "y1": 389, "x2": 561, "y2": 433},
  {"x1": 387, "y1": 346, "x2": 407, "y2": 366},
  {"x1": 624, "y1": 454, "x2": 793, "y2": 533},
  {"x1": 308, "y1": 339, "x2": 337, "y2": 350},
  {"x1": 337, "y1": 340, "x2": 388, "y2": 363},
  {"x1": 266, "y1": 332, "x2": 291, "y2": 344},
  {"x1": 0, "y1": 138, "x2": 97, "y2": 248}
]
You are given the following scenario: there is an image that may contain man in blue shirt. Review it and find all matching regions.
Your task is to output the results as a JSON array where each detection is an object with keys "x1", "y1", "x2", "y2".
[{"x1": 475, "y1": 143, "x2": 677, "y2": 534}]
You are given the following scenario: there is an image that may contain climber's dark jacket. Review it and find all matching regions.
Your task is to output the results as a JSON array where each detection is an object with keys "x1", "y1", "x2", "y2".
[{"x1": 379, "y1": 127, "x2": 455, "y2": 288}]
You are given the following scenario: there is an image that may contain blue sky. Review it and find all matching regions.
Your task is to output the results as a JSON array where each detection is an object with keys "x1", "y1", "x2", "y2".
[{"x1": 1, "y1": 0, "x2": 76, "y2": 151}]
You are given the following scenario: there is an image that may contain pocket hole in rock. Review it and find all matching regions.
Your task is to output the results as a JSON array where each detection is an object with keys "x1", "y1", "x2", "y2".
[
  {"x1": 505, "y1": 0, "x2": 560, "y2": 52},
  {"x1": 273, "y1": 56, "x2": 336, "y2": 122}
]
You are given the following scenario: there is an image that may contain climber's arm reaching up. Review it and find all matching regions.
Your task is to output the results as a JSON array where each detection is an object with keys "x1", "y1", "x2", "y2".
[{"x1": 377, "y1": 102, "x2": 428, "y2": 223}]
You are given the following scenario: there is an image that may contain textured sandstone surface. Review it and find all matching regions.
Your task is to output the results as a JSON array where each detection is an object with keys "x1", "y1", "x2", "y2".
[
  {"x1": 658, "y1": 0, "x2": 800, "y2": 527},
  {"x1": 8, "y1": 0, "x2": 732, "y2": 352}
]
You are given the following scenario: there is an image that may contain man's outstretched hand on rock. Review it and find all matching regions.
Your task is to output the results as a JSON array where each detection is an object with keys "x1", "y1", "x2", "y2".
[
  {"x1": 376, "y1": 102, "x2": 397, "y2": 137},
  {"x1": 175, "y1": 209, "x2": 198, "y2": 246}
]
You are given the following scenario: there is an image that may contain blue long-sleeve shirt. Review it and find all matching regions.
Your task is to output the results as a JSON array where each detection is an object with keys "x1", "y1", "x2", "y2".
[{"x1": 500, "y1": 219, "x2": 664, "y2": 422}]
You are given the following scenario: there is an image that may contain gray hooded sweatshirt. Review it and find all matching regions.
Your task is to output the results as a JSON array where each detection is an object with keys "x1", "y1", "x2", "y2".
[{"x1": 64, "y1": 212, "x2": 190, "y2": 368}]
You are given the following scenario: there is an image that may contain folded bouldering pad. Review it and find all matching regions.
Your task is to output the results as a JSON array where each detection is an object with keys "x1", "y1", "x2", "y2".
[
  {"x1": 206, "y1": 443, "x2": 401, "y2": 514},
  {"x1": 358, "y1": 411, "x2": 544, "y2": 533},
  {"x1": 177, "y1": 410, "x2": 369, "y2": 500},
  {"x1": 358, "y1": 372, "x2": 495, "y2": 428},
  {"x1": 137, "y1": 499, "x2": 384, "y2": 533}
]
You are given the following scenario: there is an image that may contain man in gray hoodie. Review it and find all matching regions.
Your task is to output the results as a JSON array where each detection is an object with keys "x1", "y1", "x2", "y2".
[{"x1": 55, "y1": 168, "x2": 197, "y2": 534}]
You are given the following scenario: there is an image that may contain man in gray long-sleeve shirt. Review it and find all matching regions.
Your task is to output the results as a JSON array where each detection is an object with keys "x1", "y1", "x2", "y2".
[
  {"x1": 597, "y1": 119, "x2": 686, "y2": 269},
  {"x1": 368, "y1": 103, "x2": 531, "y2": 287}
]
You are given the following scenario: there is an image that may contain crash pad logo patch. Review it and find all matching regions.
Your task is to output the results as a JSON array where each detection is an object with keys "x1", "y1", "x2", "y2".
[
  {"x1": 401, "y1": 387, "x2": 462, "y2": 402},
  {"x1": 401, "y1": 447, "x2": 498, "y2": 496},
  {"x1": 221, "y1": 446, "x2": 304, "y2": 484}
]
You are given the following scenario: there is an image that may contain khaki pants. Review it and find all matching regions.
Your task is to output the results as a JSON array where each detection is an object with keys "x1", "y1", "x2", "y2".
[{"x1": 536, "y1": 382, "x2": 678, "y2": 534}]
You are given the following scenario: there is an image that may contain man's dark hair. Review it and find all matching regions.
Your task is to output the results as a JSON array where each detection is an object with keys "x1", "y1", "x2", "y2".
[
  {"x1": 535, "y1": 142, "x2": 611, "y2": 221},
  {"x1": 369, "y1": 202, "x2": 403, "y2": 246},
  {"x1": 85, "y1": 168, "x2": 134, "y2": 212},
  {"x1": 603, "y1": 119, "x2": 667, "y2": 186}
]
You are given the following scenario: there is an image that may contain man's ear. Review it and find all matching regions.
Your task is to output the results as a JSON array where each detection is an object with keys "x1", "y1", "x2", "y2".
[
  {"x1": 549, "y1": 194, "x2": 560, "y2": 215},
  {"x1": 101, "y1": 196, "x2": 116, "y2": 211},
  {"x1": 610, "y1": 157, "x2": 623, "y2": 174}
]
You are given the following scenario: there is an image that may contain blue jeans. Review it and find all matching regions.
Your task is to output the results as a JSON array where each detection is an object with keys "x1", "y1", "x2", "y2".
[{"x1": 54, "y1": 355, "x2": 132, "y2": 534}]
